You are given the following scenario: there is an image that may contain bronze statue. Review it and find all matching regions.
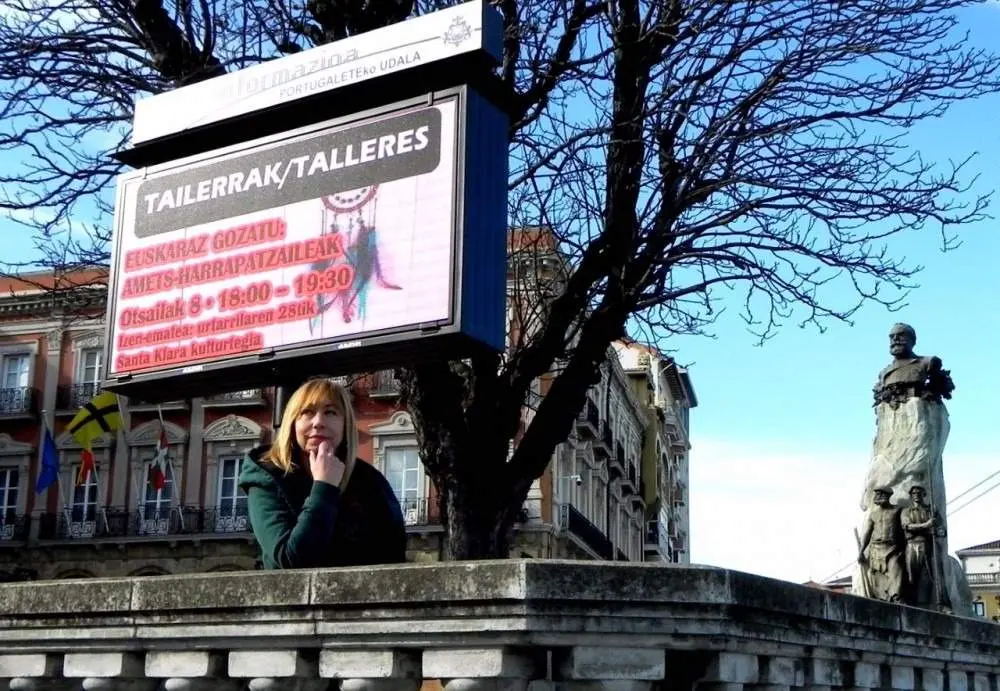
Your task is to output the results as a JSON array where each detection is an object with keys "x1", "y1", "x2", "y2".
[
  {"x1": 858, "y1": 487, "x2": 906, "y2": 603},
  {"x1": 873, "y1": 323, "x2": 955, "y2": 409},
  {"x1": 901, "y1": 484, "x2": 950, "y2": 611}
]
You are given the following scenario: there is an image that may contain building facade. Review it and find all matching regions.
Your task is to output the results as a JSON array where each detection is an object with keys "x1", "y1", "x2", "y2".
[
  {"x1": 614, "y1": 340, "x2": 696, "y2": 564},
  {"x1": 957, "y1": 539, "x2": 1000, "y2": 621},
  {"x1": 0, "y1": 261, "x2": 696, "y2": 579}
]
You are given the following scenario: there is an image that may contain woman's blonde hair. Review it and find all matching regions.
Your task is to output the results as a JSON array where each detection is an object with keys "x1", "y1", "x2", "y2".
[{"x1": 262, "y1": 377, "x2": 358, "y2": 490}]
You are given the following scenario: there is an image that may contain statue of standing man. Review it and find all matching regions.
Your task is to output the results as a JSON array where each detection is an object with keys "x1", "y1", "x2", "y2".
[
  {"x1": 852, "y1": 323, "x2": 972, "y2": 614},
  {"x1": 857, "y1": 487, "x2": 906, "y2": 603}
]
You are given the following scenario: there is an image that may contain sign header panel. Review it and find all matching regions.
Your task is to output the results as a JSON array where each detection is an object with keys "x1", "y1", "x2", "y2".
[
  {"x1": 108, "y1": 97, "x2": 460, "y2": 377},
  {"x1": 130, "y1": 0, "x2": 499, "y2": 146}
]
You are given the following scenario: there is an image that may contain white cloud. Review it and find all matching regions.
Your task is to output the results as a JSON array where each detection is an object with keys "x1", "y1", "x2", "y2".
[{"x1": 688, "y1": 437, "x2": 1000, "y2": 585}]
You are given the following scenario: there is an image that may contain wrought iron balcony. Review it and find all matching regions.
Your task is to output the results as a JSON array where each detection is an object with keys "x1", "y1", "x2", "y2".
[
  {"x1": 204, "y1": 388, "x2": 266, "y2": 405},
  {"x1": 601, "y1": 420, "x2": 613, "y2": 449},
  {"x1": 575, "y1": 398, "x2": 599, "y2": 438},
  {"x1": 369, "y1": 370, "x2": 401, "y2": 398},
  {"x1": 0, "y1": 386, "x2": 37, "y2": 416},
  {"x1": 399, "y1": 498, "x2": 432, "y2": 526},
  {"x1": 557, "y1": 503, "x2": 613, "y2": 560},
  {"x1": 36, "y1": 506, "x2": 252, "y2": 540},
  {"x1": 645, "y1": 518, "x2": 670, "y2": 555},
  {"x1": 56, "y1": 382, "x2": 100, "y2": 411},
  {"x1": 0, "y1": 513, "x2": 29, "y2": 542}
]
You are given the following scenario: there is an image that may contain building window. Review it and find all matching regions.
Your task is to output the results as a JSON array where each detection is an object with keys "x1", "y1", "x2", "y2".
[
  {"x1": 78, "y1": 348, "x2": 103, "y2": 386},
  {"x1": 69, "y1": 467, "x2": 99, "y2": 538},
  {"x1": 1, "y1": 353, "x2": 30, "y2": 390},
  {"x1": 973, "y1": 601, "x2": 986, "y2": 617},
  {"x1": 0, "y1": 353, "x2": 31, "y2": 414},
  {"x1": 215, "y1": 456, "x2": 248, "y2": 532},
  {"x1": 0, "y1": 467, "x2": 18, "y2": 527},
  {"x1": 139, "y1": 460, "x2": 173, "y2": 536},
  {"x1": 385, "y1": 446, "x2": 421, "y2": 524}
]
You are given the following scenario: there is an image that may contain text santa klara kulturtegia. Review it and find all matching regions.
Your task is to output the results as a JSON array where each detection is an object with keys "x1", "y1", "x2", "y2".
[{"x1": 132, "y1": 106, "x2": 444, "y2": 238}]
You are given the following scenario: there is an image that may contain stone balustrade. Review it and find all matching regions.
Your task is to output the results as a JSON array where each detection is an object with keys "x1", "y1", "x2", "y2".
[{"x1": 0, "y1": 560, "x2": 998, "y2": 691}]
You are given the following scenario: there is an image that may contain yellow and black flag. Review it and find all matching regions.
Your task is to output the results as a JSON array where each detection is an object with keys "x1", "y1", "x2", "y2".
[{"x1": 67, "y1": 390, "x2": 123, "y2": 452}]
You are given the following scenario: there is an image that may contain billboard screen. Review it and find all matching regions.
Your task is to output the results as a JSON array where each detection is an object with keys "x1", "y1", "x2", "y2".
[{"x1": 107, "y1": 96, "x2": 460, "y2": 379}]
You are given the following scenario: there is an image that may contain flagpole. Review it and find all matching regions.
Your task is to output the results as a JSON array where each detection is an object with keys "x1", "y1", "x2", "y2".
[
  {"x1": 42, "y1": 414, "x2": 74, "y2": 536},
  {"x1": 156, "y1": 406, "x2": 185, "y2": 531},
  {"x1": 54, "y1": 472, "x2": 73, "y2": 535},
  {"x1": 39, "y1": 413, "x2": 71, "y2": 533},
  {"x1": 90, "y1": 459, "x2": 111, "y2": 536}
]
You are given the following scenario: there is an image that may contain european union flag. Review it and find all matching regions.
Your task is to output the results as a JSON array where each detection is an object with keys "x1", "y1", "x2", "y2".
[{"x1": 36, "y1": 427, "x2": 59, "y2": 494}]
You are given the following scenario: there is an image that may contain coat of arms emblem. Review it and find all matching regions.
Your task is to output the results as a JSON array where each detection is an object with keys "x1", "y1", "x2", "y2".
[{"x1": 442, "y1": 16, "x2": 472, "y2": 47}]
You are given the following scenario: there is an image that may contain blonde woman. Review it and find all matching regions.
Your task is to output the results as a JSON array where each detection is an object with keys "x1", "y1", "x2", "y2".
[{"x1": 238, "y1": 377, "x2": 406, "y2": 568}]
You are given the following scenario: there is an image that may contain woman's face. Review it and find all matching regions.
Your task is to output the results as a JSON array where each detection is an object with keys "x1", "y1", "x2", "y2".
[{"x1": 294, "y1": 398, "x2": 346, "y2": 457}]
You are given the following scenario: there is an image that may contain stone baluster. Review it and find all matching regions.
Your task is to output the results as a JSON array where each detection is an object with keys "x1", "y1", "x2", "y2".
[
  {"x1": 885, "y1": 666, "x2": 915, "y2": 691},
  {"x1": 228, "y1": 650, "x2": 328, "y2": 691},
  {"x1": 0, "y1": 654, "x2": 74, "y2": 691},
  {"x1": 801, "y1": 658, "x2": 846, "y2": 691},
  {"x1": 145, "y1": 651, "x2": 241, "y2": 691},
  {"x1": 848, "y1": 662, "x2": 881, "y2": 691},
  {"x1": 916, "y1": 668, "x2": 945, "y2": 691},
  {"x1": 63, "y1": 652, "x2": 157, "y2": 691},
  {"x1": 424, "y1": 647, "x2": 543, "y2": 691},
  {"x1": 970, "y1": 673, "x2": 992, "y2": 691},
  {"x1": 948, "y1": 670, "x2": 970, "y2": 691},
  {"x1": 693, "y1": 652, "x2": 759, "y2": 691},
  {"x1": 320, "y1": 649, "x2": 421, "y2": 691},
  {"x1": 550, "y1": 645, "x2": 665, "y2": 691},
  {"x1": 748, "y1": 656, "x2": 804, "y2": 691}
]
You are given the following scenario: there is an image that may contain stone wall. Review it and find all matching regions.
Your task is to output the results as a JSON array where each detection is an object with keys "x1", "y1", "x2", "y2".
[
  {"x1": 0, "y1": 525, "x2": 600, "y2": 580},
  {"x1": 1, "y1": 561, "x2": 997, "y2": 690}
]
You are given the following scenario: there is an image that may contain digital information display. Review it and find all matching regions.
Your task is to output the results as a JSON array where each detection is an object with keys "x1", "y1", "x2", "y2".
[{"x1": 107, "y1": 97, "x2": 460, "y2": 381}]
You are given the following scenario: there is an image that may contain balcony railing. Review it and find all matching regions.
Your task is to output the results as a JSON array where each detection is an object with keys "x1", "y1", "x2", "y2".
[
  {"x1": 607, "y1": 442, "x2": 625, "y2": 478},
  {"x1": 0, "y1": 513, "x2": 29, "y2": 542},
  {"x1": 645, "y1": 518, "x2": 669, "y2": 555},
  {"x1": 399, "y1": 498, "x2": 433, "y2": 526},
  {"x1": 56, "y1": 382, "x2": 100, "y2": 410},
  {"x1": 36, "y1": 506, "x2": 252, "y2": 540},
  {"x1": 369, "y1": 370, "x2": 402, "y2": 397},
  {"x1": 0, "y1": 386, "x2": 37, "y2": 416},
  {"x1": 575, "y1": 398, "x2": 599, "y2": 437},
  {"x1": 204, "y1": 388, "x2": 265, "y2": 405},
  {"x1": 558, "y1": 503, "x2": 613, "y2": 560},
  {"x1": 967, "y1": 572, "x2": 1000, "y2": 586}
]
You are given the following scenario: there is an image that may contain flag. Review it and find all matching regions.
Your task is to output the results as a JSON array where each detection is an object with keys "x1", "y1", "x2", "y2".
[
  {"x1": 148, "y1": 425, "x2": 168, "y2": 491},
  {"x1": 67, "y1": 390, "x2": 122, "y2": 450},
  {"x1": 76, "y1": 448, "x2": 95, "y2": 487},
  {"x1": 35, "y1": 427, "x2": 59, "y2": 494}
]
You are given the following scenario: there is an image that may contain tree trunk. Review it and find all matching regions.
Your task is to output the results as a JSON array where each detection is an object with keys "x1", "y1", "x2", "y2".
[{"x1": 439, "y1": 482, "x2": 515, "y2": 560}]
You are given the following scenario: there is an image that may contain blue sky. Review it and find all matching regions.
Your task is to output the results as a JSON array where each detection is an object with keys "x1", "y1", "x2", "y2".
[{"x1": 1, "y1": 2, "x2": 998, "y2": 584}]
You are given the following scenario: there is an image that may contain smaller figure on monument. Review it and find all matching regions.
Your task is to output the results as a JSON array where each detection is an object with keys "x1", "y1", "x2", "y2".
[
  {"x1": 901, "y1": 484, "x2": 950, "y2": 611},
  {"x1": 873, "y1": 323, "x2": 955, "y2": 409},
  {"x1": 858, "y1": 487, "x2": 906, "y2": 603}
]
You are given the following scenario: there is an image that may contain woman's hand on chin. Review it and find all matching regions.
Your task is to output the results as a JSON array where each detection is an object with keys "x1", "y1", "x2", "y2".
[{"x1": 309, "y1": 439, "x2": 346, "y2": 486}]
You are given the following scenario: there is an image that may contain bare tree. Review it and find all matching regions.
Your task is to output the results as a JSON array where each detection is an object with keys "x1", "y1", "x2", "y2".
[{"x1": 2, "y1": 0, "x2": 998, "y2": 558}]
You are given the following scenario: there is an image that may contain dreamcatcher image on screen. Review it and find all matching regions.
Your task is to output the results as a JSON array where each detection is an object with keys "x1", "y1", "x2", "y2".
[{"x1": 308, "y1": 185, "x2": 403, "y2": 335}]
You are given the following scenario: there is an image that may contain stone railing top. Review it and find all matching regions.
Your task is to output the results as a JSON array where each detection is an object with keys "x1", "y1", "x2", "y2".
[{"x1": 1, "y1": 561, "x2": 998, "y2": 668}]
